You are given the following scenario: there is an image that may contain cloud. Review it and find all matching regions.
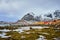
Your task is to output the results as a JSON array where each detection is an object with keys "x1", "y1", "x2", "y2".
[
  {"x1": 0, "y1": 0, "x2": 27, "y2": 16},
  {"x1": 0, "y1": 0, "x2": 60, "y2": 22}
]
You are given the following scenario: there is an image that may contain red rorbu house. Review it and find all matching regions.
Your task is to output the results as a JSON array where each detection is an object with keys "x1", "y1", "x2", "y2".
[
  {"x1": 44, "y1": 21, "x2": 49, "y2": 25},
  {"x1": 44, "y1": 21, "x2": 52, "y2": 25}
]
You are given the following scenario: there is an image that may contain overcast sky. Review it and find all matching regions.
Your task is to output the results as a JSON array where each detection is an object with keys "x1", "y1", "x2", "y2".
[{"x1": 0, "y1": 0, "x2": 60, "y2": 22}]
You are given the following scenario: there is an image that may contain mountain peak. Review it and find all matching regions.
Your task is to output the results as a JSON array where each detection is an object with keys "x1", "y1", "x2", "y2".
[{"x1": 27, "y1": 12, "x2": 35, "y2": 16}]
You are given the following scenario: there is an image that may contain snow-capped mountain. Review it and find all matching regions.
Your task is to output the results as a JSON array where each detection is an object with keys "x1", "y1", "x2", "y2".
[
  {"x1": 20, "y1": 10, "x2": 60, "y2": 22},
  {"x1": 21, "y1": 12, "x2": 35, "y2": 21},
  {"x1": 53, "y1": 10, "x2": 60, "y2": 19}
]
